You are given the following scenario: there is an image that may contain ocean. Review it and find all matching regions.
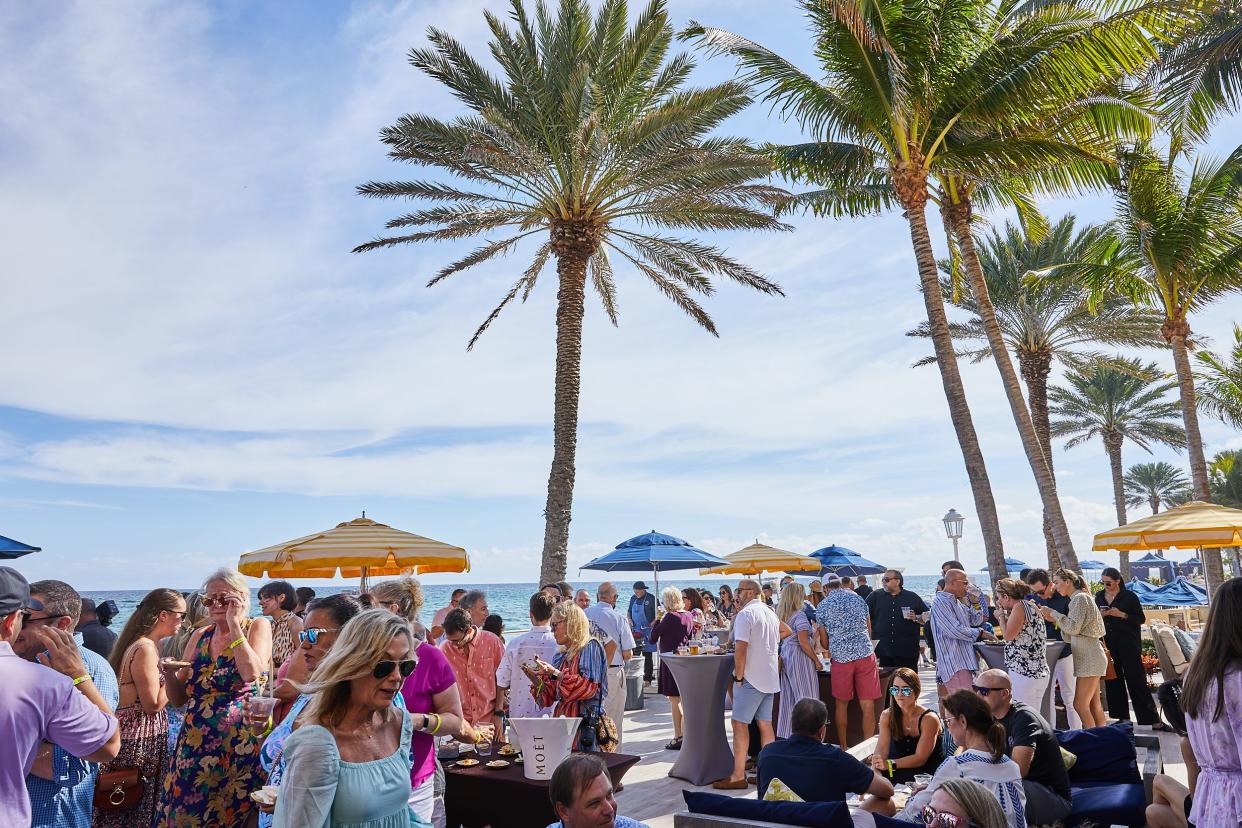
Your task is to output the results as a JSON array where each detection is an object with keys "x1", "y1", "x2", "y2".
[{"x1": 84, "y1": 574, "x2": 950, "y2": 634}]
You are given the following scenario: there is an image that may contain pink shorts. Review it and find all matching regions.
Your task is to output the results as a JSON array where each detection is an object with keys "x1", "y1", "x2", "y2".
[
  {"x1": 942, "y1": 669, "x2": 974, "y2": 695},
  {"x1": 830, "y1": 653, "x2": 881, "y2": 701}
]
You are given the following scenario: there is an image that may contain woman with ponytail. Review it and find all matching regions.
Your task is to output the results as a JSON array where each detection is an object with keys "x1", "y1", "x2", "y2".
[
  {"x1": 899, "y1": 690, "x2": 1026, "y2": 828},
  {"x1": 95, "y1": 588, "x2": 187, "y2": 828}
]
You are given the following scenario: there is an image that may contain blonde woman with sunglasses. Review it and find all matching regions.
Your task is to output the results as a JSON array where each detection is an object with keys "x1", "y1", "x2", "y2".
[
  {"x1": 274, "y1": 609, "x2": 429, "y2": 828},
  {"x1": 157, "y1": 568, "x2": 273, "y2": 827}
]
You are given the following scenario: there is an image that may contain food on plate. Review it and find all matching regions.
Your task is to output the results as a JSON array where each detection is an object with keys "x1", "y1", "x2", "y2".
[
  {"x1": 498, "y1": 744, "x2": 519, "y2": 756},
  {"x1": 249, "y1": 786, "x2": 279, "y2": 806},
  {"x1": 455, "y1": 758, "x2": 480, "y2": 767},
  {"x1": 485, "y1": 760, "x2": 510, "y2": 769}
]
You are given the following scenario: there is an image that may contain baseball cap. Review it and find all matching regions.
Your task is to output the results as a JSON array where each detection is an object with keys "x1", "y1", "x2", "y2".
[
  {"x1": 825, "y1": 574, "x2": 842, "y2": 587},
  {"x1": 632, "y1": 581, "x2": 648, "y2": 591},
  {"x1": 0, "y1": 566, "x2": 43, "y2": 615}
]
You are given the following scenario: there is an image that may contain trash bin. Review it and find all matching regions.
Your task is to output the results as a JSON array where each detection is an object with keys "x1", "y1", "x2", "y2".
[{"x1": 624, "y1": 657, "x2": 644, "y2": 711}]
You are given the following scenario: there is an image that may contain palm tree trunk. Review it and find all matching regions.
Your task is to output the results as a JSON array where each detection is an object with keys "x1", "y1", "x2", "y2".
[
  {"x1": 1020, "y1": 348, "x2": 1060, "y2": 570},
  {"x1": 1165, "y1": 318, "x2": 1224, "y2": 596},
  {"x1": 893, "y1": 162, "x2": 1008, "y2": 578},
  {"x1": 1149, "y1": 495, "x2": 1160, "y2": 515},
  {"x1": 1104, "y1": 431, "x2": 1130, "y2": 581},
  {"x1": 947, "y1": 199, "x2": 1079, "y2": 570},
  {"x1": 539, "y1": 223, "x2": 596, "y2": 585}
]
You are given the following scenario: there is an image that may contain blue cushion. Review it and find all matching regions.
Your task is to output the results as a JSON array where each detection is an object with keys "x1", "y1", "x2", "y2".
[
  {"x1": 1173, "y1": 627, "x2": 1198, "y2": 661},
  {"x1": 1056, "y1": 721, "x2": 1139, "y2": 785},
  {"x1": 1067, "y1": 782, "x2": 1147, "y2": 828},
  {"x1": 682, "y1": 791, "x2": 852, "y2": 827}
]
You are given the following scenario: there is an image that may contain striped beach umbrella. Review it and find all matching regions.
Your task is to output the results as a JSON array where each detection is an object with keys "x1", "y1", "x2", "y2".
[
  {"x1": 698, "y1": 542, "x2": 822, "y2": 576},
  {"x1": 1092, "y1": 500, "x2": 1242, "y2": 552},
  {"x1": 238, "y1": 514, "x2": 469, "y2": 589}
]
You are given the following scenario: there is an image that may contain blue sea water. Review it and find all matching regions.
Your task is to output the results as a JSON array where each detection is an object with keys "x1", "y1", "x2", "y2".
[{"x1": 85, "y1": 574, "x2": 950, "y2": 634}]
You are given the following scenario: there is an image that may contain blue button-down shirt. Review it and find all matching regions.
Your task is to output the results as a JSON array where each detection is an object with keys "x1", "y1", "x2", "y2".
[
  {"x1": 930, "y1": 590, "x2": 987, "y2": 683},
  {"x1": 26, "y1": 633, "x2": 120, "y2": 828}
]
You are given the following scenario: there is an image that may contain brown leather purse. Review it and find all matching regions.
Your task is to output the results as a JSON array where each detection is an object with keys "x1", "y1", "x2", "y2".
[{"x1": 93, "y1": 767, "x2": 145, "y2": 811}]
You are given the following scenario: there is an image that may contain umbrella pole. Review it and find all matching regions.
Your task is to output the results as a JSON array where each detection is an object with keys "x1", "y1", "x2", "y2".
[{"x1": 360, "y1": 566, "x2": 369, "y2": 594}]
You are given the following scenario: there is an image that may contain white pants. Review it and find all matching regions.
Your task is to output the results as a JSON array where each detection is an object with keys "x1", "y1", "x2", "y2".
[
  {"x1": 408, "y1": 775, "x2": 435, "y2": 822},
  {"x1": 605, "y1": 664, "x2": 626, "y2": 748},
  {"x1": 1010, "y1": 671, "x2": 1050, "y2": 717},
  {"x1": 1053, "y1": 654, "x2": 1080, "y2": 729}
]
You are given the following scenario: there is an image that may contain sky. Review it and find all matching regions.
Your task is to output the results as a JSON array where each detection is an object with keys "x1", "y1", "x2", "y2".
[{"x1": 2, "y1": 0, "x2": 1240, "y2": 590}]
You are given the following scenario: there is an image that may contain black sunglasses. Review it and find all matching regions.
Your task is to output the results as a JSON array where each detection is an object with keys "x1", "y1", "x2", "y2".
[
  {"x1": 20, "y1": 611, "x2": 66, "y2": 626},
  {"x1": 372, "y1": 659, "x2": 417, "y2": 680},
  {"x1": 971, "y1": 684, "x2": 1008, "y2": 697}
]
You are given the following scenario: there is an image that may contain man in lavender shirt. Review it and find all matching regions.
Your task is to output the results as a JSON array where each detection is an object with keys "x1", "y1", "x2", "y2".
[{"x1": 0, "y1": 567, "x2": 119, "y2": 827}]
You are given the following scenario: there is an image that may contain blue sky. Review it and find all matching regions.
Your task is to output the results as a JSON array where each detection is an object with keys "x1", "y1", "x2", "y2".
[{"x1": 2, "y1": 0, "x2": 1240, "y2": 590}]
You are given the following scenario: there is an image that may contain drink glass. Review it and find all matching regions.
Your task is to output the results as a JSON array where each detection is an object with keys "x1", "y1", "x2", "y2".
[
  {"x1": 901, "y1": 607, "x2": 915, "y2": 620},
  {"x1": 476, "y1": 731, "x2": 493, "y2": 757},
  {"x1": 913, "y1": 773, "x2": 933, "y2": 792},
  {"x1": 248, "y1": 696, "x2": 277, "y2": 728}
]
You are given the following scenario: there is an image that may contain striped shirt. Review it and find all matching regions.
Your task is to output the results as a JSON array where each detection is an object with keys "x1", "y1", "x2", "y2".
[
  {"x1": 929, "y1": 590, "x2": 987, "y2": 683},
  {"x1": 901, "y1": 749, "x2": 1026, "y2": 828},
  {"x1": 26, "y1": 634, "x2": 120, "y2": 828}
]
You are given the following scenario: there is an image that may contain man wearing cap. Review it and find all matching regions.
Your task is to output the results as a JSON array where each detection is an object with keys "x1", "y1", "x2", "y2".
[
  {"x1": 0, "y1": 567, "x2": 119, "y2": 827},
  {"x1": 17, "y1": 580, "x2": 120, "y2": 828},
  {"x1": 75, "y1": 598, "x2": 118, "y2": 660},
  {"x1": 628, "y1": 582, "x2": 657, "y2": 686}
]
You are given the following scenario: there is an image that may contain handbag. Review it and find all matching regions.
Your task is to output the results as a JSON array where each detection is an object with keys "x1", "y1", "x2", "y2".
[
  {"x1": 1103, "y1": 644, "x2": 1117, "y2": 681},
  {"x1": 93, "y1": 767, "x2": 145, "y2": 811}
]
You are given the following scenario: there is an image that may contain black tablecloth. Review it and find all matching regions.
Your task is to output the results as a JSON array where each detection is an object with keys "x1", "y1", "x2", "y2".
[{"x1": 444, "y1": 751, "x2": 641, "y2": 828}]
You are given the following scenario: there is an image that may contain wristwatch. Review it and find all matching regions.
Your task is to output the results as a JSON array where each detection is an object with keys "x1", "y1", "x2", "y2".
[{"x1": 732, "y1": 674, "x2": 742, "y2": 683}]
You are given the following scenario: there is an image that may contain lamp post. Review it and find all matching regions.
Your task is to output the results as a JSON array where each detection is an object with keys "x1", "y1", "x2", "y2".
[{"x1": 942, "y1": 509, "x2": 965, "y2": 563}]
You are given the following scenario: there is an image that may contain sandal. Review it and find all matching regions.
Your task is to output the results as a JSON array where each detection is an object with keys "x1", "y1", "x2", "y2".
[
  {"x1": 1149, "y1": 722, "x2": 1173, "y2": 732},
  {"x1": 665, "y1": 737, "x2": 683, "y2": 750}
]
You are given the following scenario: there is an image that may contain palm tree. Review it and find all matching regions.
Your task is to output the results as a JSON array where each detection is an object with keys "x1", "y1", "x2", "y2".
[
  {"x1": 1194, "y1": 324, "x2": 1242, "y2": 430},
  {"x1": 354, "y1": 0, "x2": 789, "y2": 584},
  {"x1": 1070, "y1": 143, "x2": 1242, "y2": 595},
  {"x1": 1209, "y1": 450, "x2": 1242, "y2": 577},
  {"x1": 1124, "y1": 461, "x2": 1192, "y2": 515},
  {"x1": 684, "y1": 0, "x2": 1163, "y2": 578},
  {"x1": 1157, "y1": 1, "x2": 1242, "y2": 155},
  {"x1": 1050, "y1": 360, "x2": 1186, "y2": 579},
  {"x1": 910, "y1": 215, "x2": 1164, "y2": 567}
]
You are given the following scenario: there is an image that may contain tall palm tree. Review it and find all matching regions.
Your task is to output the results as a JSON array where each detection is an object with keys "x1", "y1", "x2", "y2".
[
  {"x1": 910, "y1": 216, "x2": 1164, "y2": 567},
  {"x1": 1050, "y1": 360, "x2": 1186, "y2": 579},
  {"x1": 1157, "y1": 1, "x2": 1242, "y2": 156},
  {"x1": 684, "y1": 0, "x2": 1163, "y2": 578},
  {"x1": 1070, "y1": 143, "x2": 1242, "y2": 594},
  {"x1": 1194, "y1": 324, "x2": 1242, "y2": 430},
  {"x1": 354, "y1": 0, "x2": 789, "y2": 584},
  {"x1": 1209, "y1": 450, "x2": 1242, "y2": 577},
  {"x1": 1124, "y1": 461, "x2": 1192, "y2": 515}
]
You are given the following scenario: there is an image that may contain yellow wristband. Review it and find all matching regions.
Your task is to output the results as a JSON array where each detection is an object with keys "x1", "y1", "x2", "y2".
[
  {"x1": 72, "y1": 674, "x2": 92, "y2": 686},
  {"x1": 228, "y1": 637, "x2": 246, "y2": 650}
]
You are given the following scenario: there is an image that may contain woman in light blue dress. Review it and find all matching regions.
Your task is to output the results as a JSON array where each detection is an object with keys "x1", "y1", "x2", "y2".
[{"x1": 273, "y1": 609, "x2": 431, "y2": 828}]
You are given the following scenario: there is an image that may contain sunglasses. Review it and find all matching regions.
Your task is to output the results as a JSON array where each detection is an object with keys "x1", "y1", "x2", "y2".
[
  {"x1": 198, "y1": 594, "x2": 237, "y2": 608},
  {"x1": 921, "y1": 805, "x2": 974, "y2": 828},
  {"x1": 372, "y1": 659, "x2": 417, "y2": 680},
  {"x1": 889, "y1": 686, "x2": 914, "y2": 697},
  {"x1": 298, "y1": 627, "x2": 340, "y2": 645},
  {"x1": 20, "y1": 611, "x2": 66, "y2": 626},
  {"x1": 971, "y1": 685, "x2": 1008, "y2": 697}
]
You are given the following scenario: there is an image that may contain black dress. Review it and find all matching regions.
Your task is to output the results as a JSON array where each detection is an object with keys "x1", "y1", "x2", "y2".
[
  {"x1": 887, "y1": 709, "x2": 944, "y2": 783},
  {"x1": 1095, "y1": 587, "x2": 1160, "y2": 724}
]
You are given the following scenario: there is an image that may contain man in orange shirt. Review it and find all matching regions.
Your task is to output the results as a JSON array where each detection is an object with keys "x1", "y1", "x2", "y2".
[{"x1": 439, "y1": 607, "x2": 505, "y2": 730}]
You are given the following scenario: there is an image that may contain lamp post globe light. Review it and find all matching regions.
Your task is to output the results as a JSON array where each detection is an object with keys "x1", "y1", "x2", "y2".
[{"x1": 942, "y1": 509, "x2": 965, "y2": 562}]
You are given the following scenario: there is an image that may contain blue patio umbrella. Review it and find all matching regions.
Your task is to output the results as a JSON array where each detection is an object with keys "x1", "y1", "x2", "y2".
[
  {"x1": 0, "y1": 534, "x2": 41, "y2": 560},
  {"x1": 978, "y1": 556, "x2": 1027, "y2": 571},
  {"x1": 809, "y1": 545, "x2": 886, "y2": 577},
  {"x1": 580, "y1": 531, "x2": 730, "y2": 593},
  {"x1": 1079, "y1": 560, "x2": 1109, "y2": 569}
]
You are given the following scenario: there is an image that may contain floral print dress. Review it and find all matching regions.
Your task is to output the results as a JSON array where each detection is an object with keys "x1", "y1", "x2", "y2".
[
  {"x1": 157, "y1": 621, "x2": 265, "y2": 827},
  {"x1": 1004, "y1": 598, "x2": 1049, "y2": 680}
]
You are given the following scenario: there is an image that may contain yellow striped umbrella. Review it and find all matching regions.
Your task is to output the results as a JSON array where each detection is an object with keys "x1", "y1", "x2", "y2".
[
  {"x1": 698, "y1": 542, "x2": 822, "y2": 576},
  {"x1": 238, "y1": 515, "x2": 469, "y2": 588},
  {"x1": 1092, "y1": 500, "x2": 1242, "y2": 552}
]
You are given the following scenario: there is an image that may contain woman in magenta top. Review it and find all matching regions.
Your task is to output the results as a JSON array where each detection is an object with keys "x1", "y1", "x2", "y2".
[{"x1": 370, "y1": 576, "x2": 490, "y2": 825}]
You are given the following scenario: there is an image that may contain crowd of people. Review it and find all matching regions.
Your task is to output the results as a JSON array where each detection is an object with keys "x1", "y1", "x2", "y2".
[{"x1": 3, "y1": 560, "x2": 1241, "y2": 828}]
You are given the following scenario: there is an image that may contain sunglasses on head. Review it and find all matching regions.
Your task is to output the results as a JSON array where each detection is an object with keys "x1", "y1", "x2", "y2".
[
  {"x1": 921, "y1": 805, "x2": 974, "y2": 828},
  {"x1": 889, "y1": 685, "x2": 914, "y2": 697},
  {"x1": 373, "y1": 659, "x2": 417, "y2": 680},
  {"x1": 298, "y1": 627, "x2": 340, "y2": 645},
  {"x1": 198, "y1": 594, "x2": 236, "y2": 608},
  {"x1": 971, "y1": 684, "x2": 1008, "y2": 697}
]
